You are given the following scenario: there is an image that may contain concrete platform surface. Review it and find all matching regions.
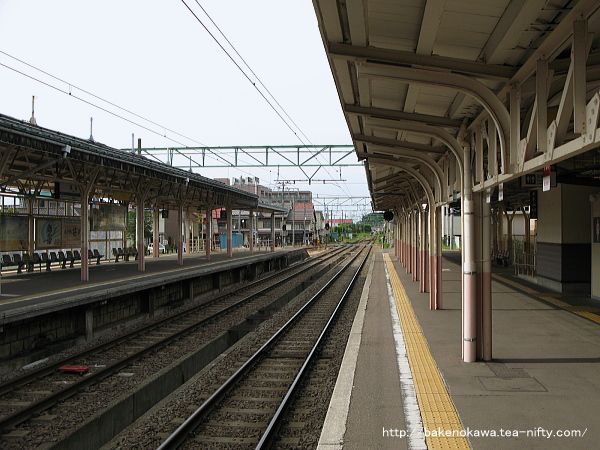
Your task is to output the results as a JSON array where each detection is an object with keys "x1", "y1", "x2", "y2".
[{"x1": 319, "y1": 248, "x2": 600, "y2": 450}]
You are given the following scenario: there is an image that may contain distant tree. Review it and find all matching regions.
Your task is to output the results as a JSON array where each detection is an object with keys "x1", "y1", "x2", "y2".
[
  {"x1": 126, "y1": 209, "x2": 153, "y2": 243},
  {"x1": 361, "y1": 212, "x2": 384, "y2": 226}
]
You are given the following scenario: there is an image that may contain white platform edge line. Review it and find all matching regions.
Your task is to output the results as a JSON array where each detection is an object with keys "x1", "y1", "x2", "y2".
[{"x1": 316, "y1": 248, "x2": 375, "y2": 449}]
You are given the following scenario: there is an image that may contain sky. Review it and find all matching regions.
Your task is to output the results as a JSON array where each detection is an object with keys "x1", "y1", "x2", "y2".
[{"x1": 0, "y1": 0, "x2": 372, "y2": 220}]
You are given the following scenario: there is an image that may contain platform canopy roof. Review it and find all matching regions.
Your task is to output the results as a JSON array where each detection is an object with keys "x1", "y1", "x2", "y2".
[
  {"x1": 0, "y1": 113, "x2": 274, "y2": 212},
  {"x1": 313, "y1": 0, "x2": 600, "y2": 211}
]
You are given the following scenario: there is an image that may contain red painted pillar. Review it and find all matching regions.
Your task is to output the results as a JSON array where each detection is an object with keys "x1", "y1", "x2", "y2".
[
  {"x1": 136, "y1": 197, "x2": 146, "y2": 271},
  {"x1": 227, "y1": 207, "x2": 233, "y2": 257},
  {"x1": 177, "y1": 204, "x2": 183, "y2": 266},
  {"x1": 205, "y1": 206, "x2": 212, "y2": 261}
]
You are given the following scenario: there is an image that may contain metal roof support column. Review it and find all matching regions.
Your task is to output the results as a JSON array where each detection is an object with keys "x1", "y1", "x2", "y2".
[
  {"x1": 177, "y1": 204, "x2": 183, "y2": 266},
  {"x1": 270, "y1": 211, "x2": 275, "y2": 252},
  {"x1": 403, "y1": 211, "x2": 408, "y2": 268},
  {"x1": 395, "y1": 217, "x2": 401, "y2": 261},
  {"x1": 407, "y1": 212, "x2": 412, "y2": 274},
  {"x1": 185, "y1": 208, "x2": 191, "y2": 256},
  {"x1": 227, "y1": 206, "x2": 233, "y2": 257},
  {"x1": 80, "y1": 188, "x2": 92, "y2": 281},
  {"x1": 249, "y1": 210, "x2": 254, "y2": 255},
  {"x1": 407, "y1": 212, "x2": 413, "y2": 275},
  {"x1": 481, "y1": 198, "x2": 492, "y2": 361},
  {"x1": 420, "y1": 207, "x2": 428, "y2": 293},
  {"x1": 431, "y1": 205, "x2": 443, "y2": 310},
  {"x1": 292, "y1": 201, "x2": 295, "y2": 247},
  {"x1": 406, "y1": 211, "x2": 413, "y2": 275},
  {"x1": 25, "y1": 196, "x2": 34, "y2": 259},
  {"x1": 406, "y1": 170, "x2": 441, "y2": 310},
  {"x1": 462, "y1": 140, "x2": 477, "y2": 362},
  {"x1": 474, "y1": 193, "x2": 483, "y2": 359},
  {"x1": 137, "y1": 196, "x2": 146, "y2": 272},
  {"x1": 412, "y1": 210, "x2": 418, "y2": 282},
  {"x1": 205, "y1": 205, "x2": 212, "y2": 261},
  {"x1": 153, "y1": 206, "x2": 160, "y2": 258}
]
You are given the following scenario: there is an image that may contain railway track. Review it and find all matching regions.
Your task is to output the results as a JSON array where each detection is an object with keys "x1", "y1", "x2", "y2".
[
  {"x1": 0, "y1": 246, "x2": 353, "y2": 446},
  {"x1": 156, "y1": 244, "x2": 371, "y2": 449}
]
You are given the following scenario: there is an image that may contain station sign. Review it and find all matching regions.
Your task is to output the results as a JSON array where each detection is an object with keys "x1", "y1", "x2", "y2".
[
  {"x1": 543, "y1": 166, "x2": 551, "y2": 191},
  {"x1": 520, "y1": 171, "x2": 556, "y2": 188},
  {"x1": 54, "y1": 181, "x2": 80, "y2": 200}
]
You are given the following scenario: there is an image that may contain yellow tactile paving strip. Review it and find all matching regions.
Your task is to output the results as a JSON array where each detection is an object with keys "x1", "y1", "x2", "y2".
[
  {"x1": 384, "y1": 253, "x2": 471, "y2": 450},
  {"x1": 492, "y1": 274, "x2": 600, "y2": 324}
]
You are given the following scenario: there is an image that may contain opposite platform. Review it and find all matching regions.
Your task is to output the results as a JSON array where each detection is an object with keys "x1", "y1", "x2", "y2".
[
  {"x1": 319, "y1": 248, "x2": 600, "y2": 449},
  {"x1": 0, "y1": 248, "x2": 296, "y2": 319}
]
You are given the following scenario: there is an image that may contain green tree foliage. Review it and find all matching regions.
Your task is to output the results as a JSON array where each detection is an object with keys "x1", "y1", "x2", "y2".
[
  {"x1": 126, "y1": 209, "x2": 153, "y2": 243},
  {"x1": 361, "y1": 212, "x2": 384, "y2": 226}
]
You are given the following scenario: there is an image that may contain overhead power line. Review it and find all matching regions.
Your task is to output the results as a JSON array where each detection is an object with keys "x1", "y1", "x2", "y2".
[
  {"x1": 179, "y1": 1, "x2": 352, "y2": 196},
  {"x1": 180, "y1": 0, "x2": 307, "y2": 144},
  {"x1": 0, "y1": 50, "x2": 207, "y2": 148},
  {"x1": 0, "y1": 51, "x2": 273, "y2": 177},
  {"x1": 191, "y1": 0, "x2": 313, "y2": 146}
]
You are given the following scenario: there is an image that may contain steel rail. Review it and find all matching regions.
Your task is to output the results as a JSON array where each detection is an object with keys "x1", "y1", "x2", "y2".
[
  {"x1": 157, "y1": 244, "x2": 370, "y2": 450},
  {"x1": 0, "y1": 247, "x2": 347, "y2": 431},
  {"x1": 257, "y1": 245, "x2": 371, "y2": 448}
]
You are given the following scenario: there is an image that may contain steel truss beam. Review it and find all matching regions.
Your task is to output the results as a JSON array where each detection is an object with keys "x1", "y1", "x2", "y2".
[{"x1": 138, "y1": 145, "x2": 359, "y2": 169}]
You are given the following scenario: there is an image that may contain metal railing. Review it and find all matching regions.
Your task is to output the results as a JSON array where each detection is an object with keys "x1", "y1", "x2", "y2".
[{"x1": 514, "y1": 252, "x2": 536, "y2": 277}]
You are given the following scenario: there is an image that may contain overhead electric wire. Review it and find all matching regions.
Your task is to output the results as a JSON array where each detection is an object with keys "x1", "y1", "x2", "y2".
[
  {"x1": 3, "y1": 5, "x2": 356, "y2": 196},
  {"x1": 0, "y1": 61, "x2": 190, "y2": 151},
  {"x1": 1, "y1": 54, "x2": 353, "y2": 195},
  {"x1": 180, "y1": 0, "x2": 308, "y2": 145},
  {"x1": 0, "y1": 52, "x2": 272, "y2": 176},
  {"x1": 0, "y1": 50, "x2": 208, "y2": 148},
  {"x1": 181, "y1": 0, "x2": 351, "y2": 196},
  {"x1": 191, "y1": 0, "x2": 313, "y2": 146}
]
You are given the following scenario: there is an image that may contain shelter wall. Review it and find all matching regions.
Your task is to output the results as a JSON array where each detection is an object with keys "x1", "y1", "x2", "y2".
[
  {"x1": 537, "y1": 184, "x2": 596, "y2": 292},
  {"x1": 592, "y1": 197, "x2": 600, "y2": 300}
]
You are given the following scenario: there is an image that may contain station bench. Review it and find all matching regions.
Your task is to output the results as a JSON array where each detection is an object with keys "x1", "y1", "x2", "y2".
[
  {"x1": 0, "y1": 249, "x2": 106, "y2": 273},
  {"x1": 492, "y1": 250, "x2": 510, "y2": 267},
  {"x1": 112, "y1": 247, "x2": 138, "y2": 262}
]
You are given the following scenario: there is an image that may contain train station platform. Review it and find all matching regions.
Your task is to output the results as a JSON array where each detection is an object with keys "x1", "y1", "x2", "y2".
[
  {"x1": 0, "y1": 247, "x2": 293, "y2": 317},
  {"x1": 0, "y1": 247, "x2": 309, "y2": 373},
  {"x1": 318, "y1": 248, "x2": 600, "y2": 450}
]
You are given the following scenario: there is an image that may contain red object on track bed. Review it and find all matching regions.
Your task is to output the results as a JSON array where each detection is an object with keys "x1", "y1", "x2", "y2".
[{"x1": 57, "y1": 365, "x2": 90, "y2": 374}]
